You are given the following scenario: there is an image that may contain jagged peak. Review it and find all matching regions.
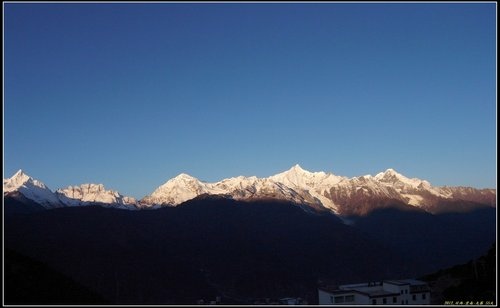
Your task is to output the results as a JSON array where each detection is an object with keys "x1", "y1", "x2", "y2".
[
  {"x1": 172, "y1": 173, "x2": 199, "y2": 181},
  {"x1": 277, "y1": 164, "x2": 311, "y2": 176},
  {"x1": 289, "y1": 164, "x2": 308, "y2": 173},
  {"x1": 374, "y1": 168, "x2": 433, "y2": 190},
  {"x1": 4, "y1": 169, "x2": 48, "y2": 190},
  {"x1": 153, "y1": 173, "x2": 204, "y2": 192},
  {"x1": 82, "y1": 183, "x2": 107, "y2": 190},
  {"x1": 57, "y1": 183, "x2": 109, "y2": 192},
  {"x1": 56, "y1": 182, "x2": 139, "y2": 207},
  {"x1": 13, "y1": 169, "x2": 26, "y2": 177},
  {"x1": 379, "y1": 168, "x2": 401, "y2": 176},
  {"x1": 9, "y1": 169, "x2": 31, "y2": 181},
  {"x1": 374, "y1": 168, "x2": 406, "y2": 180},
  {"x1": 271, "y1": 164, "x2": 343, "y2": 183},
  {"x1": 284, "y1": 164, "x2": 340, "y2": 178}
]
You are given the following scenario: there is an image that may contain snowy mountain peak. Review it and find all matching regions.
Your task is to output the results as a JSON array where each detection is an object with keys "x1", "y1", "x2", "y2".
[
  {"x1": 372, "y1": 168, "x2": 445, "y2": 204},
  {"x1": 58, "y1": 183, "x2": 109, "y2": 195},
  {"x1": 170, "y1": 173, "x2": 200, "y2": 183},
  {"x1": 4, "y1": 169, "x2": 49, "y2": 192},
  {"x1": 4, "y1": 171, "x2": 138, "y2": 210},
  {"x1": 267, "y1": 165, "x2": 346, "y2": 212},
  {"x1": 12, "y1": 169, "x2": 27, "y2": 178},
  {"x1": 3, "y1": 170, "x2": 59, "y2": 208},
  {"x1": 375, "y1": 168, "x2": 402, "y2": 178},
  {"x1": 271, "y1": 165, "x2": 343, "y2": 186},
  {"x1": 56, "y1": 183, "x2": 137, "y2": 208},
  {"x1": 290, "y1": 164, "x2": 306, "y2": 172},
  {"x1": 375, "y1": 168, "x2": 418, "y2": 185},
  {"x1": 141, "y1": 173, "x2": 211, "y2": 206},
  {"x1": 275, "y1": 164, "x2": 309, "y2": 178},
  {"x1": 5, "y1": 169, "x2": 30, "y2": 186},
  {"x1": 384, "y1": 168, "x2": 398, "y2": 175}
]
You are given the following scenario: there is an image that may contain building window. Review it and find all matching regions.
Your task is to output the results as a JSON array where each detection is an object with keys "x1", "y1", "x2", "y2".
[
  {"x1": 401, "y1": 300, "x2": 404, "y2": 305},
  {"x1": 383, "y1": 298, "x2": 387, "y2": 304},
  {"x1": 412, "y1": 294, "x2": 416, "y2": 301},
  {"x1": 400, "y1": 290, "x2": 404, "y2": 294},
  {"x1": 393, "y1": 297, "x2": 397, "y2": 303},
  {"x1": 345, "y1": 295, "x2": 354, "y2": 302},
  {"x1": 422, "y1": 293, "x2": 427, "y2": 300},
  {"x1": 372, "y1": 299, "x2": 376, "y2": 305},
  {"x1": 406, "y1": 300, "x2": 408, "y2": 304},
  {"x1": 330, "y1": 296, "x2": 334, "y2": 303},
  {"x1": 334, "y1": 296, "x2": 344, "y2": 304}
]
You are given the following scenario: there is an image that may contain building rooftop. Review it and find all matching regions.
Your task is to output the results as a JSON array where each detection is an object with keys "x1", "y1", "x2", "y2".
[
  {"x1": 319, "y1": 279, "x2": 429, "y2": 298},
  {"x1": 343, "y1": 285, "x2": 399, "y2": 298},
  {"x1": 384, "y1": 279, "x2": 427, "y2": 286}
]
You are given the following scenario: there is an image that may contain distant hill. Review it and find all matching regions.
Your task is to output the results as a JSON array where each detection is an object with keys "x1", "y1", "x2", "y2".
[
  {"x1": 349, "y1": 207, "x2": 496, "y2": 274},
  {"x1": 4, "y1": 248, "x2": 108, "y2": 305},
  {"x1": 421, "y1": 243, "x2": 496, "y2": 305}
]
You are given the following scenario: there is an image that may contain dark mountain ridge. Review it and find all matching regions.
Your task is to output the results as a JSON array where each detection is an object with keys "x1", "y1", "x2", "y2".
[
  {"x1": 351, "y1": 207, "x2": 496, "y2": 273},
  {"x1": 421, "y1": 243, "x2": 496, "y2": 304},
  {"x1": 5, "y1": 198, "x2": 412, "y2": 304},
  {"x1": 4, "y1": 248, "x2": 108, "y2": 305},
  {"x1": 3, "y1": 196, "x2": 496, "y2": 304}
]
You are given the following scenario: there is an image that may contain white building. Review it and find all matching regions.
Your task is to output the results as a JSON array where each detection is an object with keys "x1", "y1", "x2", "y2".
[
  {"x1": 279, "y1": 297, "x2": 304, "y2": 305},
  {"x1": 318, "y1": 279, "x2": 430, "y2": 305}
]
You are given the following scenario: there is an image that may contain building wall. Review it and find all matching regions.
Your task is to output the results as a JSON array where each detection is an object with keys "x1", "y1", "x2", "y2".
[
  {"x1": 383, "y1": 282, "x2": 411, "y2": 305},
  {"x1": 370, "y1": 295, "x2": 401, "y2": 305},
  {"x1": 318, "y1": 290, "x2": 369, "y2": 305},
  {"x1": 382, "y1": 282, "x2": 403, "y2": 294},
  {"x1": 410, "y1": 292, "x2": 430, "y2": 305},
  {"x1": 318, "y1": 289, "x2": 334, "y2": 305},
  {"x1": 319, "y1": 281, "x2": 430, "y2": 305}
]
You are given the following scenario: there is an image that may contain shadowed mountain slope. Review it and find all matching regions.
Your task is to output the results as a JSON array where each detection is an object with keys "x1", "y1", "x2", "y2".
[{"x1": 5, "y1": 197, "x2": 411, "y2": 304}]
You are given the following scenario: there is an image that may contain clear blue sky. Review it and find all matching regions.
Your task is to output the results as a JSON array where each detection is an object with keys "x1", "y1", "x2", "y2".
[{"x1": 4, "y1": 3, "x2": 497, "y2": 198}]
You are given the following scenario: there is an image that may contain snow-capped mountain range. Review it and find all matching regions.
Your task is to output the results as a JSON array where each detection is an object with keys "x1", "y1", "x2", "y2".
[
  {"x1": 56, "y1": 184, "x2": 137, "y2": 210},
  {"x1": 4, "y1": 170, "x2": 138, "y2": 210},
  {"x1": 3, "y1": 165, "x2": 496, "y2": 216},
  {"x1": 3, "y1": 170, "x2": 61, "y2": 209}
]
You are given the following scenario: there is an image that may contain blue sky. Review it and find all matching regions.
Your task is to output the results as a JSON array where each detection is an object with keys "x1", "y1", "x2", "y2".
[{"x1": 4, "y1": 3, "x2": 496, "y2": 198}]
